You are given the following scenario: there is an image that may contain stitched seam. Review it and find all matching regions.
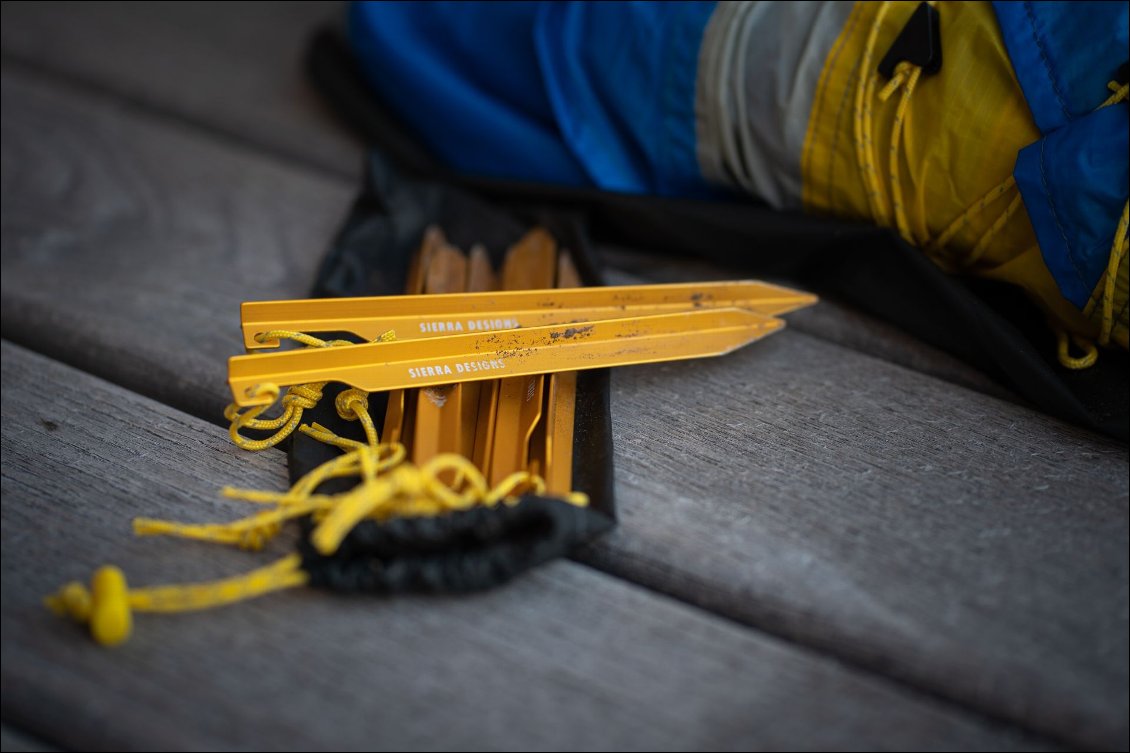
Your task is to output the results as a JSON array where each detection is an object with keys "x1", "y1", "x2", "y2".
[
  {"x1": 804, "y1": 1, "x2": 859, "y2": 209},
  {"x1": 1092, "y1": 270, "x2": 1130, "y2": 323},
  {"x1": 825, "y1": 4, "x2": 865, "y2": 213},
  {"x1": 1024, "y1": 1, "x2": 1072, "y2": 122},
  {"x1": 1037, "y1": 138, "x2": 1089, "y2": 289}
]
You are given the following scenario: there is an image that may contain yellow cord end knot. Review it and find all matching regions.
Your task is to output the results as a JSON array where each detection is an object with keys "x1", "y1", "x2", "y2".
[
  {"x1": 237, "y1": 523, "x2": 282, "y2": 551},
  {"x1": 46, "y1": 566, "x2": 132, "y2": 646},
  {"x1": 90, "y1": 566, "x2": 133, "y2": 646},
  {"x1": 335, "y1": 388, "x2": 370, "y2": 421},
  {"x1": 282, "y1": 383, "x2": 324, "y2": 411},
  {"x1": 45, "y1": 580, "x2": 92, "y2": 621},
  {"x1": 564, "y1": 491, "x2": 591, "y2": 508}
]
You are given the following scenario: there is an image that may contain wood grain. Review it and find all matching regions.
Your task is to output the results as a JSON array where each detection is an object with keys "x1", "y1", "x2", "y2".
[
  {"x1": 0, "y1": 0, "x2": 359, "y2": 179},
  {"x1": 1, "y1": 63, "x2": 1126, "y2": 749},
  {"x1": 589, "y1": 327, "x2": 1128, "y2": 750},
  {"x1": 600, "y1": 250, "x2": 1017, "y2": 402},
  {"x1": 0, "y1": 341, "x2": 1044, "y2": 751},
  {"x1": 0, "y1": 726, "x2": 57, "y2": 753},
  {"x1": 0, "y1": 67, "x2": 349, "y2": 423}
]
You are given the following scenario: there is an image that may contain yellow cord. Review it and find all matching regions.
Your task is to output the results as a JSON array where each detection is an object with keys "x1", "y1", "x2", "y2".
[
  {"x1": 224, "y1": 382, "x2": 325, "y2": 451},
  {"x1": 223, "y1": 330, "x2": 394, "y2": 451},
  {"x1": 882, "y1": 62, "x2": 924, "y2": 246},
  {"x1": 1098, "y1": 202, "x2": 1130, "y2": 348},
  {"x1": 49, "y1": 317, "x2": 593, "y2": 643},
  {"x1": 854, "y1": 5, "x2": 932, "y2": 246},
  {"x1": 45, "y1": 557, "x2": 308, "y2": 646},
  {"x1": 853, "y1": 1, "x2": 894, "y2": 228},
  {"x1": 926, "y1": 176, "x2": 1017, "y2": 262},
  {"x1": 1100, "y1": 80, "x2": 1129, "y2": 109},
  {"x1": 965, "y1": 193, "x2": 1025, "y2": 269}
]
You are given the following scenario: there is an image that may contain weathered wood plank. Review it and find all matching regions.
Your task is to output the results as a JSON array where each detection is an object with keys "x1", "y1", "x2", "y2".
[
  {"x1": 0, "y1": 67, "x2": 347, "y2": 422},
  {"x1": 0, "y1": 0, "x2": 1028, "y2": 397},
  {"x1": 601, "y1": 252, "x2": 1016, "y2": 402},
  {"x1": 1, "y1": 67, "x2": 1125, "y2": 749},
  {"x1": 0, "y1": 341, "x2": 1045, "y2": 751},
  {"x1": 0, "y1": 0, "x2": 359, "y2": 179},
  {"x1": 591, "y1": 330, "x2": 1128, "y2": 750},
  {"x1": 0, "y1": 726, "x2": 57, "y2": 753}
]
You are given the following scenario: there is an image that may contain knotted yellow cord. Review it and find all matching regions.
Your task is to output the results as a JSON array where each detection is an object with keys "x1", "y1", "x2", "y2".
[
  {"x1": 48, "y1": 331, "x2": 588, "y2": 644},
  {"x1": 854, "y1": 3, "x2": 1128, "y2": 369},
  {"x1": 223, "y1": 330, "x2": 394, "y2": 451}
]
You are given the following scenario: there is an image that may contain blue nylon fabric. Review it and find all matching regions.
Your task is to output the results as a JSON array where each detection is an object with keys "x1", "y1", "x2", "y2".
[
  {"x1": 992, "y1": 1, "x2": 1128, "y2": 134},
  {"x1": 1014, "y1": 105, "x2": 1129, "y2": 307},
  {"x1": 348, "y1": 1, "x2": 589, "y2": 186},
  {"x1": 993, "y1": 1, "x2": 1129, "y2": 308},
  {"x1": 348, "y1": 1, "x2": 716, "y2": 195},
  {"x1": 533, "y1": 2, "x2": 717, "y2": 196}
]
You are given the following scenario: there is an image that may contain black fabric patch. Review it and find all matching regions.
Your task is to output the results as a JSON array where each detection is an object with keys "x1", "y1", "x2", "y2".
[
  {"x1": 287, "y1": 152, "x2": 615, "y2": 593},
  {"x1": 299, "y1": 496, "x2": 606, "y2": 594}
]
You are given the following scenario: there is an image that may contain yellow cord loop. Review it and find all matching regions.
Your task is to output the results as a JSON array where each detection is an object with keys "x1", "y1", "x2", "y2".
[
  {"x1": 224, "y1": 331, "x2": 361, "y2": 451},
  {"x1": 1056, "y1": 329, "x2": 1100, "y2": 370}
]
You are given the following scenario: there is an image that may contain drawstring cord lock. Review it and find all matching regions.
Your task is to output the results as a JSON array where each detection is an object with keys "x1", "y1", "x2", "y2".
[{"x1": 878, "y1": 2, "x2": 942, "y2": 80}]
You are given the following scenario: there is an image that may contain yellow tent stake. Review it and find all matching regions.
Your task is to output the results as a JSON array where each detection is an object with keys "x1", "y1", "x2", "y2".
[
  {"x1": 382, "y1": 227, "x2": 441, "y2": 446},
  {"x1": 228, "y1": 308, "x2": 785, "y2": 407},
  {"x1": 487, "y1": 229, "x2": 557, "y2": 486},
  {"x1": 241, "y1": 280, "x2": 816, "y2": 350},
  {"x1": 459, "y1": 245, "x2": 495, "y2": 459},
  {"x1": 411, "y1": 242, "x2": 470, "y2": 465},
  {"x1": 539, "y1": 251, "x2": 582, "y2": 492}
]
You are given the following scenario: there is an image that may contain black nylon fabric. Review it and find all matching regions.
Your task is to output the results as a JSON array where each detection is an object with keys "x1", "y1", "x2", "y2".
[
  {"x1": 287, "y1": 152, "x2": 615, "y2": 593},
  {"x1": 306, "y1": 28, "x2": 1128, "y2": 441}
]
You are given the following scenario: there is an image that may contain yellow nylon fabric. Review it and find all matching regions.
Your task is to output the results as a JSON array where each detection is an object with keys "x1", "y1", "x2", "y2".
[{"x1": 801, "y1": 0, "x2": 1105, "y2": 346}]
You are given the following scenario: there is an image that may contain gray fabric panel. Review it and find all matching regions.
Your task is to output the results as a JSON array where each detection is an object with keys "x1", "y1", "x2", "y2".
[{"x1": 696, "y1": 1, "x2": 853, "y2": 208}]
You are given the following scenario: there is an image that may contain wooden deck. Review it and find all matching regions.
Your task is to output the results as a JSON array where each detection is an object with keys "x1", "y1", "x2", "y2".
[{"x1": 1, "y1": 4, "x2": 1126, "y2": 750}]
